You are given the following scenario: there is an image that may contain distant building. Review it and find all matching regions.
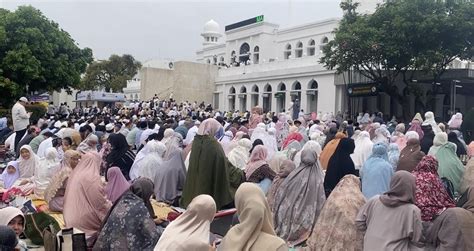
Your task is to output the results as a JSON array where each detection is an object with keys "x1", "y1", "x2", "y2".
[{"x1": 123, "y1": 75, "x2": 141, "y2": 101}]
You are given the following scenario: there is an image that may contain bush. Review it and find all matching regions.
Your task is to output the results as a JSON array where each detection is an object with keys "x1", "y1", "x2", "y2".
[{"x1": 25, "y1": 103, "x2": 47, "y2": 125}]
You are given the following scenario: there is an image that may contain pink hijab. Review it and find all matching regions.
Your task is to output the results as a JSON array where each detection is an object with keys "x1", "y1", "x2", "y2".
[
  {"x1": 105, "y1": 167, "x2": 131, "y2": 204},
  {"x1": 197, "y1": 118, "x2": 222, "y2": 137},
  {"x1": 245, "y1": 145, "x2": 268, "y2": 180},
  {"x1": 408, "y1": 120, "x2": 424, "y2": 140},
  {"x1": 63, "y1": 152, "x2": 111, "y2": 237}
]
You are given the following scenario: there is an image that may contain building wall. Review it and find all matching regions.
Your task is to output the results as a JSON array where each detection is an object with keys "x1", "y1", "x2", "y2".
[
  {"x1": 140, "y1": 61, "x2": 218, "y2": 104},
  {"x1": 52, "y1": 89, "x2": 79, "y2": 108}
]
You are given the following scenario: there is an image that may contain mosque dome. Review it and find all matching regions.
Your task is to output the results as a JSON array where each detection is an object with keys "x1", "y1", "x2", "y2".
[{"x1": 203, "y1": 19, "x2": 221, "y2": 35}]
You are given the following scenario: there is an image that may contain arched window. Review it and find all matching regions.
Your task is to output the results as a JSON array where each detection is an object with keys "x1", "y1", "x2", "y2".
[
  {"x1": 278, "y1": 82, "x2": 286, "y2": 91},
  {"x1": 292, "y1": 81, "x2": 301, "y2": 90},
  {"x1": 295, "y1": 42, "x2": 303, "y2": 58},
  {"x1": 252, "y1": 85, "x2": 259, "y2": 93},
  {"x1": 319, "y1": 36, "x2": 329, "y2": 51},
  {"x1": 253, "y1": 46, "x2": 260, "y2": 64},
  {"x1": 230, "y1": 51, "x2": 236, "y2": 64},
  {"x1": 308, "y1": 79, "x2": 318, "y2": 89},
  {"x1": 229, "y1": 86, "x2": 236, "y2": 94},
  {"x1": 240, "y1": 86, "x2": 247, "y2": 93},
  {"x1": 307, "y1": 39, "x2": 315, "y2": 56},
  {"x1": 239, "y1": 43, "x2": 250, "y2": 63},
  {"x1": 264, "y1": 84, "x2": 272, "y2": 92},
  {"x1": 284, "y1": 44, "x2": 292, "y2": 60}
]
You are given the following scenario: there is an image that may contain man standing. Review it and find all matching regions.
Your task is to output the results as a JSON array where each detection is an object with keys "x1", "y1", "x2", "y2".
[{"x1": 12, "y1": 97, "x2": 32, "y2": 153}]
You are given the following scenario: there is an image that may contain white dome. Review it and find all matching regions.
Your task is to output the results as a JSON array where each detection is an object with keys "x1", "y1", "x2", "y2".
[{"x1": 203, "y1": 19, "x2": 220, "y2": 34}]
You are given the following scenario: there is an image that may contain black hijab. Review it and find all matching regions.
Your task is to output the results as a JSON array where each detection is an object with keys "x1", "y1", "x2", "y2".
[
  {"x1": 106, "y1": 133, "x2": 135, "y2": 180},
  {"x1": 448, "y1": 132, "x2": 467, "y2": 157},
  {"x1": 250, "y1": 139, "x2": 264, "y2": 154},
  {"x1": 420, "y1": 125, "x2": 434, "y2": 154},
  {"x1": 323, "y1": 138, "x2": 356, "y2": 197},
  {"x1": 323, "y1": 127, "x2": 338, "y2": 148}
]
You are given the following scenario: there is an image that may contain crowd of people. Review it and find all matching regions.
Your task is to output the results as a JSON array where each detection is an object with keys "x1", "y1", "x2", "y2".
[{"x1": 0, "y1": 96, "x2": 473, "y2": 250}]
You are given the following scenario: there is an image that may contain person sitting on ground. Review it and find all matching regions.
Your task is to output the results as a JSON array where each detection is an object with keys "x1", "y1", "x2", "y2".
[
  {"x1": 94, "y1": 177, "x2": 159, "y2": 250},
  {"x1": 356, "y1": 171, "x2": 423, "y2": 250},
  {"x1": 154, "y1": 195, "x2": 216, "y2": 251}
]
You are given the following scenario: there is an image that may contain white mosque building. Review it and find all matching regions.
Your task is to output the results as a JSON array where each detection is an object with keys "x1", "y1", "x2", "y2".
[{"x1": 196, "y1": 16, "x2": 342, "y2": 114}]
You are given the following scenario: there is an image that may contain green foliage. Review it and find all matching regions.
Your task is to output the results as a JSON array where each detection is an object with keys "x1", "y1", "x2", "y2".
[
  {"x1": 24, "y1": 103, "x2": 47, "y2": 124},
  {"x1": 321, "y1": 0, "x2": 473, "y2": 108},
  {"x1": 80, "y1": 54, "x2": 141, "y2": 93},
  {"x1": 0, "y1": 6, "x2": 93, "y2": 107}
]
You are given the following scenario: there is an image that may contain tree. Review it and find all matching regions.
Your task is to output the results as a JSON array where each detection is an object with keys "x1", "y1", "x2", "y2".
[
  {"x1": 80, "y1": 54, "x2": 141, "y2": 92},
  {"x1": 0, "y1": 6, "x2": 93, "y2": 107},
  {"x1": 321, "y1": 0, "x2": 473, "y2": 118}
]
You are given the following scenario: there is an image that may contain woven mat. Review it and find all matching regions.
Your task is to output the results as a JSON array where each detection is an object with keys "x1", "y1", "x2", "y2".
[{"x1": 151, "y1": 199, "x2": 175, "y2": 219}]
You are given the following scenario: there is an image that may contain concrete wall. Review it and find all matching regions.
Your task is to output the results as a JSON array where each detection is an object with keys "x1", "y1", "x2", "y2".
[
  {"x1": 140, "y1": 61, "x2": 218, "y2": 104},
  {"x1": 52, "y1": 89, "x2": 79, "y2": 108}
]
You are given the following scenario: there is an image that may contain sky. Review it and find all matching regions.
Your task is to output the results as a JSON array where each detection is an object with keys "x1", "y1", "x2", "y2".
[{"x1": 0, "y1": 0, "x2": 344, "y2": 62}]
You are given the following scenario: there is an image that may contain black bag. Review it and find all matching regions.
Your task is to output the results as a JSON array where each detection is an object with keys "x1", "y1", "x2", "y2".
[
  {"x1": 56, "y1": 228, "x2": 87, "y2": 251},
  {"x1": 441, "y1": 177, "x2": 455, "y2": 199}
]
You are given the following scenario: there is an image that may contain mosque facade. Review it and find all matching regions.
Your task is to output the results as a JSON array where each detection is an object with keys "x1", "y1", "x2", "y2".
[{"x1": 196, "y1": 17, "x2": 344, "y2": 115}]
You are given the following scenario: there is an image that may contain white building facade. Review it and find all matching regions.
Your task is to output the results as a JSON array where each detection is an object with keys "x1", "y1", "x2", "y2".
[{"x1": 196, "y1": 17, "x2": 345, "y2": 114}]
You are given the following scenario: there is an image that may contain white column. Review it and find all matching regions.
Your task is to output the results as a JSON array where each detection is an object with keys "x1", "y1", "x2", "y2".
[{"x1": 300, "y1": 90, "x2": 308, "y2": 114}]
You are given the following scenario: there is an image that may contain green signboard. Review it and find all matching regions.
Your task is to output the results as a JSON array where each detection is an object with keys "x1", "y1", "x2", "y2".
[{"x1": 225, "y1": 15, "x2": 264, "y2": 31}]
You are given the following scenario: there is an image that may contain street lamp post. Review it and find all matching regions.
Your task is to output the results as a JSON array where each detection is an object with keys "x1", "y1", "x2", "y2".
[{"x1": 451, "y1": 80, "x2": 461, "y2": 115}]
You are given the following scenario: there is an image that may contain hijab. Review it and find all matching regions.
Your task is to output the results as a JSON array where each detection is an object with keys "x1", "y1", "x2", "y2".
[
  {"x1": 448, "y1": 112, "x2": 463, "y2": 129},
  {"x1": 387, "y1": 143, "x2": 400, "y2": 170},
  {"x1": 106, "y1": 133, "x2": 135, "y2": 180},
  {"x1": 408, "y1": 120, "x2": 424, "y2": 140},
  {"x1": 324, "y1": 138, "x2": 356, "y2": 196},
  {"x1": 361, "y1": 143, "x2": 394, "y2": 199},
  {"x1": 428, "y1": 132, "x2": 449, "y2": 156},
  {"x1": 448, "y1": 132, "x2": 467, "y2": 157},
  {"x1": 130, "y1": 140, "x2": 164, "y2": 180},
  {"x1": 379, "y1": 170, "x2": 416, "y2": 207},
  {"x1": 136, "y1": 141, "x2": 166, "y2": 181},
  {"x1": 34, "y1": 147, "x2": 60, "y2": 198},
  {"x1": 245, "y1": 145, "x2": 268, "y2": 180},
  {"x1": 18, "y1": 145, "x2": 39, "y2": 178},
  {"x1": 420, "y1": 125, "x2": 435, "y2": 154},
  {"x1": 293, "y1": 140, "x2": 322, "y2": 168},
  {"x1": 130, "y1": 177, "x2": 156, "y2": 219},
  {"x1": 461, "y1": 158, "x2": 474, "y2": 194},
  {"x1": 1, "y1": 161, "x2": 19, "y2": 189},
  {"x1": 228, "y1": 138, "x2": 252, "y2": 170},
  {"x1": 220, "y1": 183, "x2": 287, "y2": 251},
  {"x1": 154, "y1": 149, "x2": 187, "y2": 204},
  {"x1": 397, "y1": 138, "x2": 425, "y2": 172},
  {"x1": 351, "y1": 131, "x2": 373, "y2": 170},
  {"x1": 105, "y1": 167, "x2": 131, "y2": 204},
  {"x1": 44, "y1": 150, "x2": 80, "y2": 203},
  {"x1": 266, "y1": 160, "x2": 296, "y2": 209},
  {"x1": 320, "y1": 132, "x2": 346, "y2": 170},
  {"x1": 197, "y1": 118, "x2": 222, "y2": 137},
  {"x1": 63, "y1": 152, "x2": 111, "y2": 236},
  {"x1": 250, "y1": 139, "x2": 264, "y2": 154},
  {"x1": 423, "y1": 111, "x2": 441, "y2": 134},
  {"x1": 281, "y1": 132, "x2": 303, "y2": 150},
  {"x1": 155, "y1": 195, "x2": 216, "y2": 251},
  {"x1": 306, "y1": 175, "x2": 366, "y2": 251},
  {"x1": 0, "y1": 206, "x2": 24, "y2": 227},
  {"x1": 272, "y1": 149, "x2": 326, "y2": 246},
  {"x1": 434, "y1": 140, "x2": 466, "y2": 193},
  {"x1": 413, "y1": 156, "x2": 455, "y2": 221}
]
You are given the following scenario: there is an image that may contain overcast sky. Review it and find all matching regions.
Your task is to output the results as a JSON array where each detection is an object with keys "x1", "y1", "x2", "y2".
[{"x1": 1, "y1": 0, "x2": 343, "y2": 62}]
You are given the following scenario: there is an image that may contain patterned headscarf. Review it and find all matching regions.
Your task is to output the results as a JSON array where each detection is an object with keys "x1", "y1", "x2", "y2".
[{"x1": 412, "y1": 155, "x2": 455, "y2": 221}]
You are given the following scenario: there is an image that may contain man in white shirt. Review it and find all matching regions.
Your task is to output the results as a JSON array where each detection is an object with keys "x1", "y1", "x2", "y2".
[
  {"x1": 184, "y1": 120, "x2": 200, "y2": 146},
  {"x1": 11, "y1": 97, "x2": 31, "y2": 154}
]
